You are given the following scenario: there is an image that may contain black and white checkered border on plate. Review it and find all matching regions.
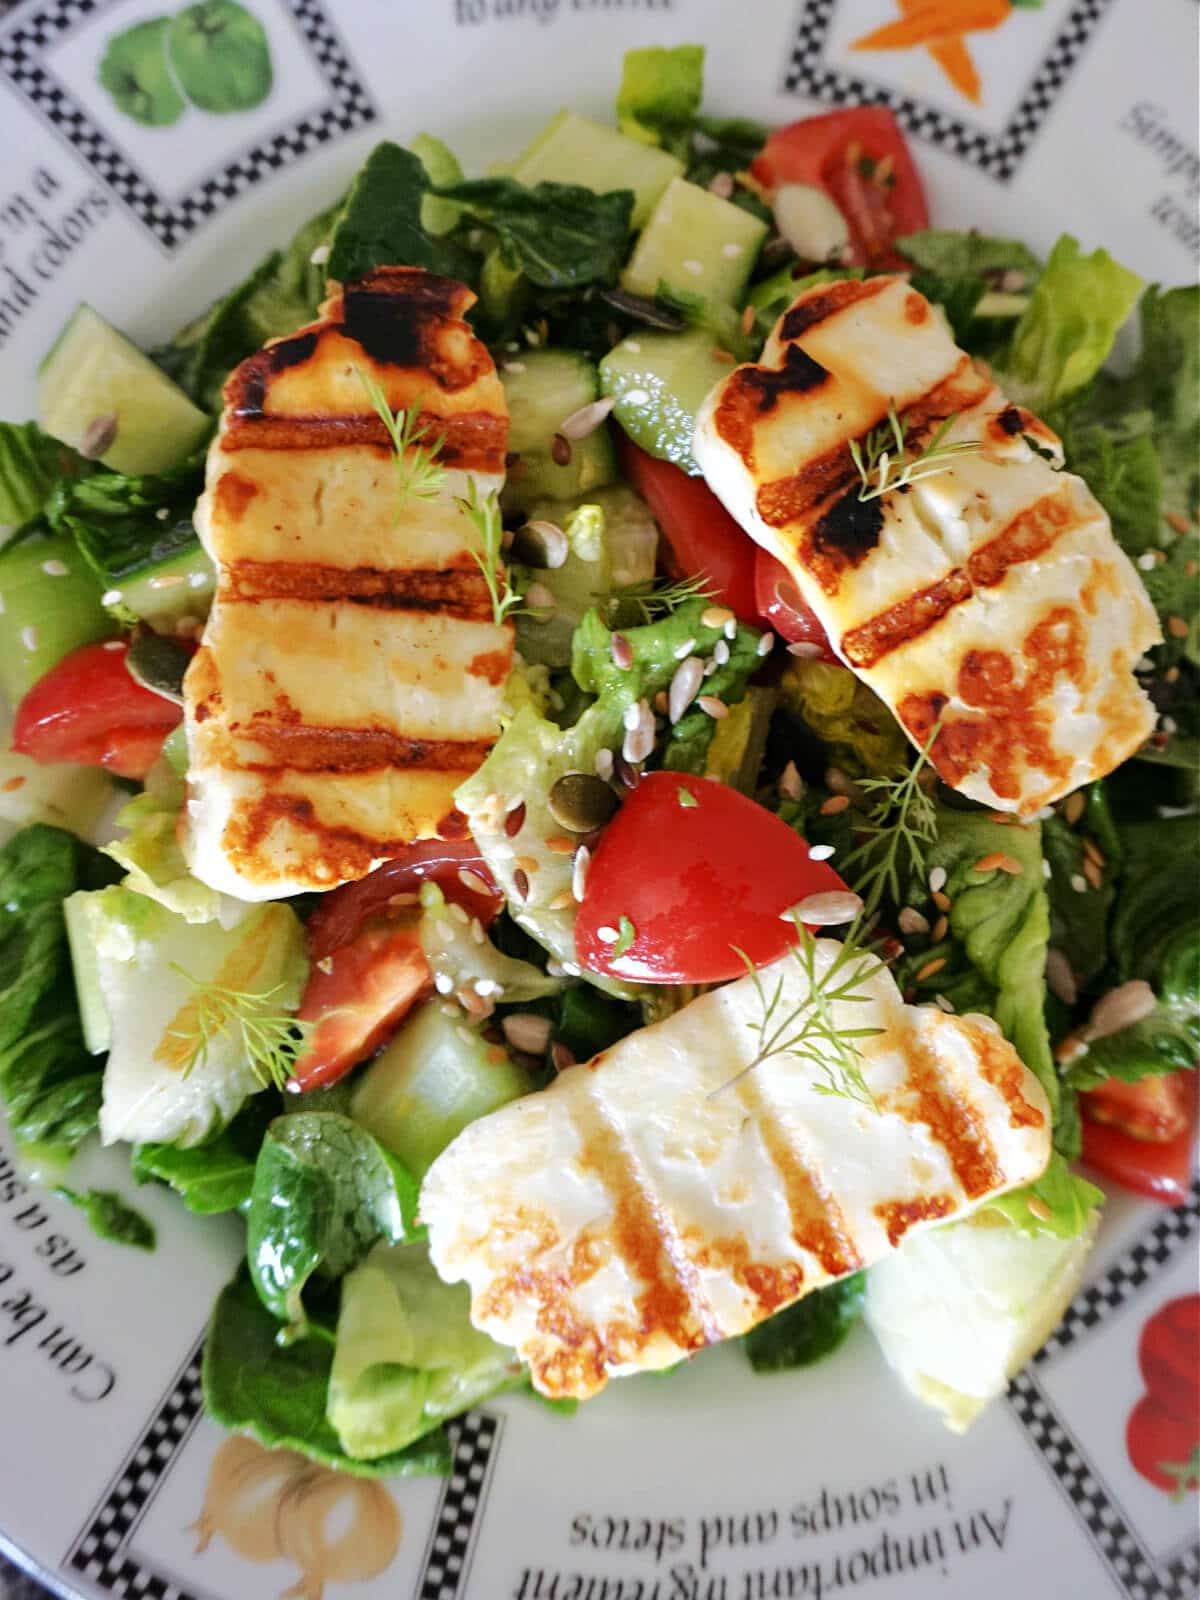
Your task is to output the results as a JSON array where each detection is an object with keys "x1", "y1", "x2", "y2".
[
  {"x1": 783, "y1": 0, "x2": 1112, "y2": 181},
  {"x1": 65, "y1": 1336, "x2": 206, "y2": 1600},
  {"x1": 1005, "y1": 1181, "x2": 1200, "y2": 1600},
  {"x1": 416, "y1": 1411, "x2": 504, "y2": 1600},
  {"x1": 0, "y1": 0, "x2": 376, "y2": 251}
]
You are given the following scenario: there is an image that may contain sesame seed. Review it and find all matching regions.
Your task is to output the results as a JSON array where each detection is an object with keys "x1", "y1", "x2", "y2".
[
  {"x1": 458, "y1": 869, "x2": 492, "y2": 897},
  {"x1": 722, "y1": 241, "x2": 744, "y2": 258},
  {"x1": 102, "y1": 639, "x2": 125, "y2": 652},
  {"x1": 820, "y1": 794, "x2": 850, "y2": 815},
  {"x1": 562, "y1": 961, "x2": 582, "y2": 977},
  {"x1": 546, "y1": 834, "x2": 576, "y2": 854},
  {"x1": 915, "y1": 957, "x2": 947, "y2": 982},
  {"x1": 434, "y1": 972, "x2": 455, "y2": 994},
  {"x1": 1041, "y1": 859, "x2": 1052, "y2": 879},
  {"x1": 724, "y1": 619, "x2": 737, "y2": 640},
  {"x1": 683, "y1": 259, "x2": 705, "y2": 276},
  {"x1": 503, "y1": 360, "x2": 527, "y2": 373},
  {"x1": 189, "y1": 570, "x2": 209, "y2": 588},
  {"x1": 1161, "y1": 716, "x2": 1179, "y2": 735},
  {"x1": 594, "y1": 748, "x2": 615, "y2": 780},
  {"x1": 309, "y1": 242, "x2": 330, "y2": 265},
  {"x1": 1025, "y1": 1195, "x2": 1052, "y2": 1222},
  {"x1": 101, "y1": 589, "x2": 122, "y2": 606},
  {"x1": 449, "y1": 903, "x2": 470, "y2": 925},
  {"x1": 808, "y1": 843, "x2": 836, "y2": 862},
  {"x1": 597, "y1": 925, "x2": 619, "y2": 943},
  {"x1": 713, "y1": 639, "x2": 730, "y2": 665},
  {"x1": 1137, "y1": 550, "x2": 1157, "y2": 571},
  {"x1": 623, "y1": 387, "x2": 650, "y2": 407},
  {"x1": 928, "y1": 867, "x2": 947, "y2": 894},
  {"x1": 148, "y1": 572, "x2": 185, "y2": 589},
  {"x1": 386, "y1": 891, "x2": 419, "y2": 909},
  {"x1": 471, "y1": 920, "x2": 485, "y2": 944},
  {"x1": 474, "y1": 978, "x2": 501, "y2": 997},
  {"x1": 898, "y1": 907, "x2": 930, "y2": 935},
  {"x1": 19, "y1": 625, "x2": 37, "y2": 651},
  {"x1": 1135, "y1": 654, "x2": 1156, "y2": 672},
  {"x1": 756, "y1": 633, "x2": 774, "y2": 656},
  {"x1": 1070, "y1": 873, "x2": 1088, "y2": 893},
  {"x1": 624, "y1": 339, "x2": 642, "y2": 353},
  {"x1": 701, "y1": 605, "x2": 735, "y2": 630},
  {"x1": 673, "y1": 637, "x2": 697, "y2": 661},
  {"x1": 787, "y1": 640, "x2": 823, "y2": 658},
  {"x1": 623, "y1": 701, "x2": 642, "y2": 731},
  {"x1": 572, "y1": 845, "x2": 591, "y2": 902},
  {"x1": 40, "y1": 559, "x2": 69, "y2": 576},
  {"x1": 698, "y1": 695, "x2": 728, "y2": 719}
]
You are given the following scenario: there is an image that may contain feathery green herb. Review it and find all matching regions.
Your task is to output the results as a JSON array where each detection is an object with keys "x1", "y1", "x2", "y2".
[
  {"x1": 850, "y1": 403, "x2": 981, "y2": 503},
  {"x1": 842, "y1": 721, "x2": 943, "y2": 916},
  {"x1": 168, "y1": 966, "x2": 311, "y2": 1091},
  {"x1": 357, "y1": 369, "x2": 447, "y2": 516},
  {"x1": 459, "y1": 479, "x2": 524, "y2": 627}
]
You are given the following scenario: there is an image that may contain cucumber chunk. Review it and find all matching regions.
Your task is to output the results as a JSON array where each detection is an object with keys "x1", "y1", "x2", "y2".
[
  {"x1": 621, "y1": 178, "x2": 767, "y2": 306},
  {"x1": 39, "y1": 304, "x2": 210, "y2": 475},
  {"x1": 600, "y1": 328, "x2": 728, "y2": 474},
  {"x1": 510, "y1": 109, "x2": 683, "y2": 229},
  {"x1": 500, "y1": 349, "x2": 617, "y2": 512},
  {"x1": 112, "y1": 538, "x2": 216, "y2": 628},
  {"x1": 351, "y1": 1003, "x2": 531, "y2": 1178},
  {"x1": 0, "y1": 533, "x2": 112, "y2": 703}
]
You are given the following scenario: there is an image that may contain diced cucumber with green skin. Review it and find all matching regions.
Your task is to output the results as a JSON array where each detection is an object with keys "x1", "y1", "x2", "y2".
[
  {"x1": 478, "y1": 246, "x2": 528, "y2": 335},
  {"x1": 113, "y1": 539, "x2": 216, "y2": 628},
  {"x1": 510, "y1": 109, "x2": 683, "y2": 230},
  {"x1": 411, "y1": 131, "x2": 465, "y2": 236},
  {"x1": 600, "y1": 328, "x2": 727, "y2": 474},
  {"x1": 39, "y1": 305, "x2": 210, "y2": 475},
  {"x1": 703, "y1": 686, "x2": 778, "y2": 795},
  {"x1": 0, "y1": 533, "x2": 112, "y2": 703},
  {"x1": 621, "y1": 178, "x2": 767, "y2": 306},
  {"x1": 351, "y1": 1004, "x2": 531, "y2": 1179},
  {"x1": 63, "y1": 891, "x2": 112, "y2": 1055},
  {"x1": 0, "y1": 752, "x2": 113, "y2": 845},
  {"x1": 500, "y1": 349, "x2": 617, "y2": 513}
]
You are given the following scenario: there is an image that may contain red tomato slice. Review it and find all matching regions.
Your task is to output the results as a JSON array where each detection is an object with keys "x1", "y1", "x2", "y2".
[
  {"x1": 305, "y1": 837, "x2": 500, "y2": 962},
  {"x1": 1081, "y1": 1072, "x2": 1198, "y2": 1206},
  {"x1": 1084, "y1": 1072, "x2": 1192, "y2": 1143},
  {"x1": 751, "y1": 107, "x2": 929, "y2": 268},
  {"x1": 1139, "y1": 1296, "x2": 1200, "y2": 1404},
  {"x1": 617, "y1": 437, "x2": 760, "y2": 624},
  {"x1": 11, "y1": 639, "x2": 185, "y2": 781},
  {"x1": 753, "y1": 549, "x2": 837, "y2": 659},
  {"x1": 291, "y1": 920, "x2": 431, "y2": 1092},
  {"x1": 576, "y1": 771, "x2": 850, "y2": 984},
  {"x1": 1126, "y1": 1391, "x2": 1200, "y2": 1495}
]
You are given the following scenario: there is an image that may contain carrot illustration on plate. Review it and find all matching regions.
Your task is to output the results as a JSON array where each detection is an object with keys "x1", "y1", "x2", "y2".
[{"x1": 851, "y1": 0, "x2": 1043, "y2": 106}]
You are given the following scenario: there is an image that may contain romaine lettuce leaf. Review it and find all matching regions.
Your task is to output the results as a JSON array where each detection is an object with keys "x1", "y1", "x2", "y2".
[
  {"x1": 743, "y1": 1273, "x2": 864, "y2": 1373},
  {"x1": 440, "y1": 176, "x2": 634, "y2": 290},
  {"x1": 1003, "y1": 235, "x2": 1143, "y2": 415},
  {"x1": 616, "y1": 44, "x2": 705, "y2": 158},
  {"x1": 326, "y1": 142, "x2": 473, "y2": 286},
  {"x1": 246, "y1": 1111, "x2": 421, "y2": 1337},
  {"x1": 898, "y1": 230, "x2": 1041, "y2": 282},
  {"x1": 778, "y1": 657, "x2": 907, "y2": 778},
  {"x1": 0, "y1": 422, "x2": 81, "y2": 528},
  {"x1": 132, "y1": 1095, "x2": 277, "y2": 1215},
  {"x1": 104, "y1": 781, "x2": 246, "y2": 928},
  {"x1": 983, "y1": 1150, "x2": 1103, "y2": 1238},
  {"x1": 204, "y1": 1269, "x2": 451, "y2": 1477},
  {"x1": 327, "y1": 1240, "x2": 518, "y2": 1461}
]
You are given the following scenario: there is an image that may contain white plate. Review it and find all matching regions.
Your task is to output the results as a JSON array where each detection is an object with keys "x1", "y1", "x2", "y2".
[{"x1": 0, "y1": 2, "x2": 1196, "y2": 1597}]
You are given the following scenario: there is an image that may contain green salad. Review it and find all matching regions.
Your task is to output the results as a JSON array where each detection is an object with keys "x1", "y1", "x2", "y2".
[{"x1": 0, "y1": 44, "x2": 1195, "y2": 1468}]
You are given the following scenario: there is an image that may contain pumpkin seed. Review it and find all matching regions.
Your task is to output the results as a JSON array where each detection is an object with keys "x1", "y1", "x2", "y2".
[
  {"x1": 125, "y1": 630, "x2": 193, "y2": 704},
  {"x1": 510, "y1": 519, "x2": 568, "y2": 569},
  {"x1": 548, "y1": 772, "x2": 619, "y2": 834},
  {"x1": 599, "y1": 288, "x2": 687, "y2": 331}
]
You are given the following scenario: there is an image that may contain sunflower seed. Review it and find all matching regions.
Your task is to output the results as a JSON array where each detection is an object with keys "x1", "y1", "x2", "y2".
[
  {"x1": 697, "y1": 695, "x2": 728, "y2": 719},
  {"x1": 673, "y1": 637, "x2": 697, "y2": 660},
  {"x1": 898, "y1": 907, "x2": 930, "y2": 935},
  {"x1": 928, "y1": 866, "x2": 947, "y2": 894},
  {"x1": 787, "y1": 640, "x2": 823, "y2": 658},
  {"x1": 80, "y1": 413, "x2": 118, "y2": 460},
  {"x1": 668, "y1": 657, "x2": 704, "y2": 724},
  {"x1": 779, "y1": 761, "x2": 804, "y2": 801},
  {"x1": 1045, "y1": 948, "x2": 1078, "y2": 1005},
  {"x1": 594, "y1": 747, "x2": 615, "y2": 780},
  {"x1": 784, "y1": 890, "x2": 864, "y2": 927},
  {"x1": 1086, "y1": 980, "x2": 1157, "y2": 1041},
  {"x1": 559, "y1": 395, "x2": 617, "y2": 440},
  {"x1": 701, "y1": 605, "x2": 735, "y2": 630},
  {"x1": 502, "y1": 1013, "x2": 553, "y2": 1054},
  {"x1": 572, "y1": 845, "x2": 591, "y2": 902}
]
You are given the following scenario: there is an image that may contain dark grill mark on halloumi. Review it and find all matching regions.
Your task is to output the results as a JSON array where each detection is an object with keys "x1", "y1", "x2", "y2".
[
  {"x1": 220, "y1": 724, "x2": 496, "y2": 775},
  {"x1": 810, "y1": 485, "x2": 885, "y2": 568},
  {"x1": 777, "y1": 275, "x2": 890, "y2": 340},
  {"x1": 224, "y1": 560, "x2": 493, "y2": 620}
]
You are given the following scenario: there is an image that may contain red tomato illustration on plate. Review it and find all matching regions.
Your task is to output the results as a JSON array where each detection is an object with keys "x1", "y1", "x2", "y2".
[{"x1": 1126, "y1": 1295, "x2": 1200, "y2": 1498}]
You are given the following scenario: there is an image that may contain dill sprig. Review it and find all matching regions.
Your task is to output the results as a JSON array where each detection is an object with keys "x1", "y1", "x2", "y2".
[
  {"x1": 849, "y1": 402, "x2": 981, "y2": 503},
  {"x1": 168, "y1": 965, "x2": 311, "y2": 1090},
  {"x1": 603, "y1": 571, "x2": 715, "y2": 625},
  {"x1": 841, "y1": 719, "x2": 943, "y2": 917},
  {"x1": 459, "y1": 478, "x2": 524, "y2": 626},
  {"x1": 357, "y1": 368, "x2": 447, "y2": 514},
  {"x1": 714, "y1": 918, "x2": 882, "y2": 1108}
]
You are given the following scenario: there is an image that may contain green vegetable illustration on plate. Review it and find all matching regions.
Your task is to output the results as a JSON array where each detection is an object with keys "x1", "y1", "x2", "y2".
[{"x1": 99, "y1": 1, "x2": 273, "y2": 128}]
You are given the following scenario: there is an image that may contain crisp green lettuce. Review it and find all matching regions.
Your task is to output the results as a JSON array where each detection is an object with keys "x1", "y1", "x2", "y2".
[
  {"x1": 105, "y1": 782, "x2": 246, "y2": 927},
  {"x1": 1003, "y1": 235, "x2": 1143, "y2": 414},
  {"x1": 327, "y1": 1241, "x2": 518, "y2": 1461},
  {"x1": 0, "y1": 422, "x2": 79, "y2": 527},
  {"x1": 778, "y1": 657, "x2": 907, "y2": 778},
  {"x1": 743, "y1": 1274, "x2": 864, "y2": 1373},
  {"x1": 204, "y1": 1269, "x2": 451, "y2": 1477},
  {"x1": 983, "y1": 1151, "x2": 1103, "y2": 1238},
  {"x1": 899, "y1": 230, "x2": 1041, "y2": 282},
  {"x1": 1140, "y1": 532, "x2": 1200, "y2": 667},
  {"x1": 132, "y1": 1095, "x2": 278, "y2": 1215},
  {"x1": 616, "y1": 44, "x2": 705, "y2": 158}
]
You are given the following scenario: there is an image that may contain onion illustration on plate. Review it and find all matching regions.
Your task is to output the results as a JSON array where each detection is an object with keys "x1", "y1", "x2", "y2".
[{"x1": 191, "y1": 1434, "x2": 403, "y2": 1600}]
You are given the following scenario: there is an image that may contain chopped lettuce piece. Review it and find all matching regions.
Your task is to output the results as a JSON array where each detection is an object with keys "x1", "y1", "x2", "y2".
[
  {"x1": 417, "y1": 882, "x2": 561, "y2": 1003},
  {"x1": 982, "y1": 1150, "x2": 1103, "y2": 1238},
  {"x1": 1139, "y1": 532, "x2": 1200, "y2": 668},
  {"x1": 1043, "y1": 813, "x2": 1116, "y2": 988},
  {"x1": 55, "y1": 1185, "x2": 155, "y2": 1250},
  {"x1": 326, "y1": 142, "x2": 470, "y2": 286},
  {"x1": 865, "y1": 1206, "x2": 1098, "y2": 1432},
  {"x1": 743, "y1": 1274, "x2": 864, "y2": 1373},
  {"x1": 616, "y1": 44, "x2": 705, "y2": 158},
  {"x1": 327, "y1": 1241, "x2": 518, "y2": 1461},
  {"x1": 898, "y1": 230, "x2": 1041, "y2": 282},
  {"x1": 82, "y1": 886, "x2": 307, "y2": 1148},
  {"x1": 0, "y1": 421, "x2": 80, "y2": 527},
  {"x1": 246, "y1": 1112, "x2": 420, "y2": 1337},
  {"x1": 1003, "y1": 235, "x2": 1143, "y2": 415},
  {"x1": 778, "y1": 657, "x2": 907, "y2": 778},
  {"x1": 132, "y1": 1095, "x2": 277, "y2": 1215},
  {"x1": 440, "y1": 176, "x2": 634, "y2": 290},
  {"x1": 204, "y1": 1269, "x2": 451, "y2": 1477},
  {"x1": 104, "y1": 779, "x2": 247, "y2": 927}
]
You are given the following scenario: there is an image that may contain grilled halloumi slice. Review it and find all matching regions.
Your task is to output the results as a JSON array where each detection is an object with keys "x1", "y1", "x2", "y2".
[
  {"x1": 183, "y1": 267, "x2": 513, "y2": 900},
  {"x1": 693, "y1": 277, "x2": 1160, "y2": 816},
  {"x1": 420, "y1": 941, "x2": 1050, "y2": 1399}
]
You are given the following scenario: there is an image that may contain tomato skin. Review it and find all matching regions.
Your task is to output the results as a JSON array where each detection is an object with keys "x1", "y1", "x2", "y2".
[
  {"x1": 305, "y1": 837, "x2": 499, "y2": 962},
  {"x1": 576, "y1": 771, "x2": 850, "y2": 984},
  {"x1": 753, "y1": 550, "x2": 837, "y2": 659},
  {"x1": 617, "y1": 438, "x2": 760, "y2": 624},
  {"x1": 291, "y1": 920, "x2": 431, "y2": 1092},
  {"x1": 11, "y1": 639, "x2": 185, "y2": 780},
  {"x1": 751, "y1": 107, "x2": 929, "y2": 268},
  {"x1": 1083, "y1": 1072, "x2": 1191, "y2": 1142},
  {"x1": 1081, "y1": 1072, "x2": 1197, "y2": 1205},
  {"x1": 1139, "y1": 1296, "x2": 1200, "y2": 1403}
]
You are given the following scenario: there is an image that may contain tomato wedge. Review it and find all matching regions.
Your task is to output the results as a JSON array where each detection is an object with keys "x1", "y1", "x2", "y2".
[
  {"x1": 753, "y1": 549, "x2": 837, "y2": 659},
  {"x1": 617, "y1": 437, "x2": 760, "y2": 623},
  {"x1": 576, "y1": 771, "x2": 850, "y2": 984},
  {"x1": 1081, "y1": 1071, "x2": 1197, "y2": 1205},
  {"x1": 751, "y1": 107, "x2": 929, "y2": 268},
  {"x1": 11, "y1": 638, "x2": 185, "y2": 781},
  {"x1": 291, "y1": 920, "x2": 431, "y2": 1093},
  {"x1": 305, "y1": 837, "x2": 500, "y2": 962}
]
